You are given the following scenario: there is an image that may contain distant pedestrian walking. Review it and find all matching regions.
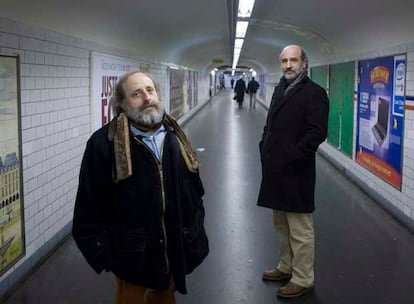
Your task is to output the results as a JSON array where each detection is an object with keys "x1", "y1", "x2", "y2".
[
  {"x1": 234, "y1": 76, "x2": 247, "y2": 108},
  {"x1": 230, "y1": 78, "x2": 235, "y2": 89},
  {"x1": 247, "y1": 77, "x2": 260, "y2": 108}
]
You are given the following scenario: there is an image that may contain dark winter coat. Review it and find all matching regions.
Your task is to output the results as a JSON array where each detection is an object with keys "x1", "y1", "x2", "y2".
[
  {"x1": 234, "y1": 78, "x2": 247, "y2": 102},
  {"x1": 72, "y1": 122, "x2": 208, "y2": 294},
  {"x1": 257, "y1": 76, "x2": 329, "y2": 213},
  {"x1": 247, "y1": 79, "x2": 260, "y2": 94}
]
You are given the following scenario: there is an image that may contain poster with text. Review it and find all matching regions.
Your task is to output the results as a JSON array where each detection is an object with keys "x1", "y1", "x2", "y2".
[
  {"x1": 0, "y1": 55, "x2": 25, "y2": 275},
  {"x1": 91, "y1": 52, "x2": 140, "y2": 131},
  {"x1": 356, "y1": 55, "x2": 405, "y2": 189}
]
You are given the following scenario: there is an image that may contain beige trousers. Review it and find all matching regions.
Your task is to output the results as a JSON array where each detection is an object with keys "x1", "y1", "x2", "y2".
[
  {"x1": 115, "y1": 277, "x2": 176, "y2": 304},
  {"x1": 273, "y1": 210, "x2": 315, "y2": 287}
]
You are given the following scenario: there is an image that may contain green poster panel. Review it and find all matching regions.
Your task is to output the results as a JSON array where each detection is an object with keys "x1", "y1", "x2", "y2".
[
  {"x1": 328, "y1": 62, "x2": 355, "y2": 157},
  {"x1": 310, "y1": 65, "x2": 328, "y2": 90}
]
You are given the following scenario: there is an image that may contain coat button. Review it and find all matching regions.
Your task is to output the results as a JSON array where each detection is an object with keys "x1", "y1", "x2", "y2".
[
  {"x1": 160, "y1": 239, "x2": 164, "y2": 244},
  {"x1": 96, "y1": 241, "x2": 103, "y2": 248}
]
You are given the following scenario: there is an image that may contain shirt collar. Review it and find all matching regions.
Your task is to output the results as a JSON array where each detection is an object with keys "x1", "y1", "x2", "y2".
[{"x1": 130, "y1": 124, "x2": 165, "y2": 138}]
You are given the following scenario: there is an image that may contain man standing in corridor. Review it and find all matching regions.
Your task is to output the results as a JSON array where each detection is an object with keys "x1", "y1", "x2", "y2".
[
  {"x1": 247, "y1": 76, "x2": 260, "y2": 108},
  {"x1": 72, "y1": 71, "x2": 209, "y2": 304},
  {"x1": 257, "y1": 45, "x2": 329, "y2": 298}
]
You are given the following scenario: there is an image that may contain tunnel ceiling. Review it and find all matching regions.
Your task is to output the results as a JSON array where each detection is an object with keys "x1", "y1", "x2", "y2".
[{"x1": 1, "y1": 0, "x2": 414, "y2": 75}]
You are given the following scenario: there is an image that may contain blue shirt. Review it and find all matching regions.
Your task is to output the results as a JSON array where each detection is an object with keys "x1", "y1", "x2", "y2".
[{"x1": 130, "y1": 125, "x2": 166, "y2": 161}]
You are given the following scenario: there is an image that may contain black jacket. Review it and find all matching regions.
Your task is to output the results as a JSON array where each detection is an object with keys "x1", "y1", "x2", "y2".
[
  {"x1": 234, "y1": 79, "x2": 247, "y2": 102},
  {"x1": 72, "y1": 121, "x2": 208, "y2": 294},
  {"x1": 247, "y1": 79, "x2": 259, "y2": 94},
  {"x1": 257, "y1": 76, "x2": 329, "y2": 212}
]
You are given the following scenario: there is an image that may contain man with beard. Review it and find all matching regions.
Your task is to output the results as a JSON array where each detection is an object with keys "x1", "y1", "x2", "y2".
[
  {"x1": 258, "y1": 45, "x2": 329, "y2": 298},
  {"x1": 72, "y1": 71, "x2": 208, "y2": 304}
]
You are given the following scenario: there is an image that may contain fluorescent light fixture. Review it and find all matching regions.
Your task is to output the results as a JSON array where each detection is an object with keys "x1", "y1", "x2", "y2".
[
  {"x1": 232, "y1": 53, "x2": 240, "y2": 70},
  {"x1": 238, "y1": 0, "x2": 255, "y2": 18},
  {"x1": 235, "y1": 38, "x2": 244, "y2": 49},
  {"x1": 235, "y1": 21, "x2": 249, "y2": 38},
  {"x1": 232, "y1": 0, "x2": 256, "y2": 74},
  {"x1": 233, "y1": 48, "x2": 241, "y2": 58}
]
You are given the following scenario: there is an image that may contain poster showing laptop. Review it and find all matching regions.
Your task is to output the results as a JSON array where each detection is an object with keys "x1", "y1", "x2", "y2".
[
  {"x1": 371, "y1": 96, "x2": 390, "y2": 148},
  {"x1": 356, "y1": 55, "x2": 404, "y2": 189}
]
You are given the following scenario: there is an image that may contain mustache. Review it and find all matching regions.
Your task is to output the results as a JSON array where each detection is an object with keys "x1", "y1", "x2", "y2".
[{"x1": 139, "y1": 101, "x2": 160, "y2": 111}]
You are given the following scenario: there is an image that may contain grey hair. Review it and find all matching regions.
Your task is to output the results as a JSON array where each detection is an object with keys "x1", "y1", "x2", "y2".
[
  {"x1": 300, "y1": 47, "x2": 308, "y2": 64},
  {"x1": 110, "y1": 70, "x2": 162, "y2": 117},
  {"x1": 279, "y1": 45, "x2": 309, "y2": 65}
]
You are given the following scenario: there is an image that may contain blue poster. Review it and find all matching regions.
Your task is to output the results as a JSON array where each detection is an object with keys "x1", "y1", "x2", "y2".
[{"x1": 356, "y1": 55, "x2": 405, "y2": 189}]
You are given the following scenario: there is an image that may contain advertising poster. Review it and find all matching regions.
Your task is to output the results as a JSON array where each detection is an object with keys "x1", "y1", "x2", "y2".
[
  {"x1": 0, "y1": 55, "x2": 25, "y2": 275},
  {"x1": 193, "y1": 71, "x2": 198, "y2": 107},
  {"x1": 169, "y1": 68, "x2": 185, "y2": 119},
  {"x1": 90, "y1": 52, "x2": 139, "y2": 131},
  {"x1": 258, "y1": 74, "x2": 266, "y2": 100},
  {"x1": 356, "y1": 55, "x2": 405, "y2": 189},
  {"x1": 183, "y1": 71, "x2": 191, "y2": 113}
]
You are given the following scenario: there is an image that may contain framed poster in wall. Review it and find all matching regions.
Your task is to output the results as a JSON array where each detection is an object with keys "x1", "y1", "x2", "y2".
[
  {"x1": 356, "y1": 54, "x2": 405, "y2": 189},
  {"x1": 0, "y1": 55, "x2": 25, "y2": 275},
  {"x1": 169, "y1": 68, "x2": 185, "y2": 119}
]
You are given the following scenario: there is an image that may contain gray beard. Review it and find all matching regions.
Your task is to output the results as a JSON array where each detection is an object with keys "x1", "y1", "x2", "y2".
[{"x1": 125, "y1": 102, "x2": 165, "y2": 128}]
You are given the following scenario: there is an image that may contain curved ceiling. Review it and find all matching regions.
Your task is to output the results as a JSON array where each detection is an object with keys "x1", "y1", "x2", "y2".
[{"x1": 1, "y1": 0, "x2": 414, "y2": 75}]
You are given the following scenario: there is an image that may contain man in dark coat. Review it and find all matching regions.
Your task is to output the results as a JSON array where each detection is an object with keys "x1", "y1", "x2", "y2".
[
  {"x1": 247, "y1": 77, "x2": 260, "y2": 108},
  {"x1": 258, "y1": 45, "x2": 329, "y2": 298},
  {"x1": 234, "y1": 76, "x2": 247, "y2": 108},
  {"x1": 72, "y1": 71, "x2": 208, "y2": 304}
]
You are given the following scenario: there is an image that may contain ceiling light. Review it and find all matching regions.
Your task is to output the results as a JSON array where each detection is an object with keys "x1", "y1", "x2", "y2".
[
  {"x1": 235, "y1": 38, "x2": 244, "y2": 49},
  {"x1": 238, "y1": 0, "x2": 255, "y2": 18},
  {"x1": 235, "y1": 21, "x2": 249, "y2": 38}
]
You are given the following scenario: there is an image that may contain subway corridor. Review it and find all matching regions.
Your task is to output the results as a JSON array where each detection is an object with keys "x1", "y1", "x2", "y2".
[{"x1": 5, "y1": 89, "x2": 414, "y2": 304}]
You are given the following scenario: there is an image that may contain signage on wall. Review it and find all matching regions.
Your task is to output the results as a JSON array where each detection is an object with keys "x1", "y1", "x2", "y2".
[
  {"x1": 90, "y1": 52, "x2": 140, "y2": 131},
  {"x1": 356, "y1": 55, "x2": 405, "y2": 189}
]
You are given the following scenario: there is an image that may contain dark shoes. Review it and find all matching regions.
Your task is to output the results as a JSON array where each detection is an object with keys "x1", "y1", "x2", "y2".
[
  {"x1": 277, "y1": 281, "x2": 314, "y2": 298},
  {"x1": 262, "y1": 269, "x2": 292, "y2": 281}
]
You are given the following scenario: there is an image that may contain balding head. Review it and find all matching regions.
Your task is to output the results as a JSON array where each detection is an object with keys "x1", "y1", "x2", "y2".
[
  {"x1": 280, "y1": 45, "x2": 308, "y2": 64},
  {"x1": 279, "y1": 45, "x2": 308, "y2": 82}
]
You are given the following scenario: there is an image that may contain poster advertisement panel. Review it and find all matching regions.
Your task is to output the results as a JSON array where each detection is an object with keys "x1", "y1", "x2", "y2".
[
  {"x1": 0, "y1": 55, "x2": 25, "y2": 275},
  {"x1": 356, "y1": 55, "x2": 405, "y2": 189},
  {"x1": 90, "y1": 52, "x2": 140, "y2": 131},
  {"x1": 169, "y1": 68, "x2": 185, "y2": 119},
  {"x1": 193, "y1": 71, "x2": 198, "y2": 107}
]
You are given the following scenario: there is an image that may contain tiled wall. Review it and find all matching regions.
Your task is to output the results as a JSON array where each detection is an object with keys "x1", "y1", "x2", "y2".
[
  {"x1": 0, "y1": 18, "x2": 91, "y2": 293},
  {"x1": 0, "y1": 16, "x2": 209, "y2": 298}
]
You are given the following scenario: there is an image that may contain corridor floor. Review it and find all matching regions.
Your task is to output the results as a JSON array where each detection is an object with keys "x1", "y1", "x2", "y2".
[{"x1": 4, "y1": 89, "x2": 414, "y2": 304}]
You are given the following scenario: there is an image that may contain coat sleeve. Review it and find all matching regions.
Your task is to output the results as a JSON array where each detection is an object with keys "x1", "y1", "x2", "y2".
[
  {"x1": 72, "y1": 138, "x2": 112, "y2": 274},
  {"x1": 296, "y1": 86, "x2": 329, "y2": 159}
]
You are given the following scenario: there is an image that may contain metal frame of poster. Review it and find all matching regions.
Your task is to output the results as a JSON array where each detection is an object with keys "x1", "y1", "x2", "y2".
[
  {"x1": 0, "y1": 55, "x2": 26, "y2": 275},
  {"x1": 90, "y1": 52, "x2": 140, "y2": 131},
  {"x1": 356, "y1": 54, "x2": 405, "y2": 189}
]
